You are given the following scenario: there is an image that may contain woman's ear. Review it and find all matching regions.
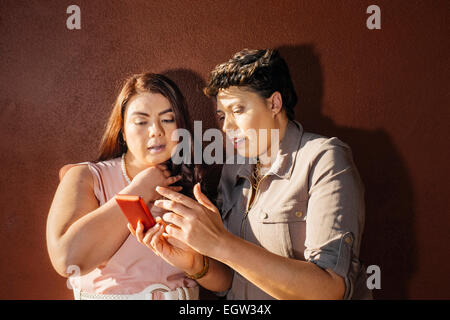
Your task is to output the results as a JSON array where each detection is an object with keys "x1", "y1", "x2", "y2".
[{"x1": 269, "y1": 92, "x2": 283, "y2": 117}]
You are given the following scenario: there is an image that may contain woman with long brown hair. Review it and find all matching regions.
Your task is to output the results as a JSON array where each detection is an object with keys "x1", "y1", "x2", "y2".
[{"x1": 46, "y1": 73, "x2": 230, "y2": 299}]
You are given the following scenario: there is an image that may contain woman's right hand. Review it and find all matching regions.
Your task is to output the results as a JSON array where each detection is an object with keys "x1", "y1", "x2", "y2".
[
  {"x1": 125, "y1": 164, "x2": 182, "y2": 203},
  {"x1": 128, "y1": 218, "x2": 204, "y2": 276}
]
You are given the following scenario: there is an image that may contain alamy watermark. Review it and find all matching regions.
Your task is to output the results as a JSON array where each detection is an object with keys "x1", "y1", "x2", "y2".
[
  {"x1": 66, "y1": 5, "x2": 81, "y2": 30},
  {"x1": 366, "y1": 5, "x2": 381, "y2": 30},
  {"x1": 170, "y1": 121, "x2": 279, "y2": 166},
  {"x1": 66, "y1": 265, "x2": 81, "y2": 290},
  {"x1": 66, "y1": 5, "x2": 381, "y2": 31},
  {"x1": 366, "y1": 264, "x2": 381, "y2": 289}
]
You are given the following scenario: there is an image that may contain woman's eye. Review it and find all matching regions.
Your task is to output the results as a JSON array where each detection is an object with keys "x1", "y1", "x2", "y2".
[
  {"x1": 232, "y1": 107, "x2": 244, "y2": 114},
  {"x1": 161, "y1": 118, "x2": 175, "y2": 123},
  {"x1": 134, "y1": 120, "x2": 147, "y2": 125},
  {"x1": 216, "y1": 113, "x2": 225, "y2": 121}
]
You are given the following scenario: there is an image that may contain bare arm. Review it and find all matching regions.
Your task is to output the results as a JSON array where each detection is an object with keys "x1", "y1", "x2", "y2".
[
  {"x1": 215, "y1": 232, "x2": 344, "y2": 299},
  {"x1": 46, "y1": 163, "x2": 182, "y2": 277},
  {"x1": 195, "y1": 258, "x2": 233, "y2": 293},
  {"x1": 46, "y1": 165, "x2": 130, "y2": 277},
  {"x1": 154, "y1": 185, "x2": 345, "y2": 299}
]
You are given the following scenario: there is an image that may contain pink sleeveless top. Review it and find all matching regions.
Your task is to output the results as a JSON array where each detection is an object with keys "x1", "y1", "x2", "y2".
[{"x1": 65, "y1": 157, "x2": 197, "y2": 296}]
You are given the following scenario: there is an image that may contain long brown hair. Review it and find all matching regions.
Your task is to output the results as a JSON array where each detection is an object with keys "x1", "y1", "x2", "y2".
[{"x1": 97, "y1": 72, "x2": 208, "y2": 199}]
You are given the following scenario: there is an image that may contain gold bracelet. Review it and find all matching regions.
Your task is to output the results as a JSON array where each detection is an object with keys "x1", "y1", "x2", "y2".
[{"x1": 185, "y1": 255, "x2": 209, "y2": 280}]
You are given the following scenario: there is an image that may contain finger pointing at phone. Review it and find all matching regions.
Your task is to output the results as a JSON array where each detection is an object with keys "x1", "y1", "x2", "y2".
[
  {"x1": 128, "y1": 218, "x2": 203, "y2": 274},
  {"x1": 154, "y1": 184, "x2": 230, "y2": 259}
]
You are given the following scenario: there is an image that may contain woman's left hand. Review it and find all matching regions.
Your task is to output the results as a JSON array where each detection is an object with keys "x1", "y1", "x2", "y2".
[
  {"x1": 128, "y1": 218, "x2": 203, "y2": 275},
  {"x1": 153, "y1": 183, "x2": 229, "y2": 259}
]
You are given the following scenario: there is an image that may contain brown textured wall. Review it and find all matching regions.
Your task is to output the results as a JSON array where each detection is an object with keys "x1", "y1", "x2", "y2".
[{"x1": 0, "y1": 0, "x2": 448, "y2": 299}]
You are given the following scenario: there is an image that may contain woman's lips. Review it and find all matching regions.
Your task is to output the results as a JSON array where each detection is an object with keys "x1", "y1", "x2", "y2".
[
  {"x1": 233, "y1": 137, "x2": 245, "y2": 148},
  {"x1": 148, "y1": 144, "x2": 166, "y2": 154}
]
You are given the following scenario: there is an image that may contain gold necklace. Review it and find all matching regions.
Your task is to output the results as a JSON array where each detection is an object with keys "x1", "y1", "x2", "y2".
[{"x1": 251, "y1": 158, "x2": 262, "y2": 189}]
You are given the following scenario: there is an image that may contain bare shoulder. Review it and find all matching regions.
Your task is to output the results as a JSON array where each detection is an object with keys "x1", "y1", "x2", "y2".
[
  {"x1": 48, "y1": 163, "x2": 99, "y2": 230},
  {"x1": 53, "y1": 163, "x2": 98, "y2": 209},
  {"x1": 59, "y1": 164, "x2": 94, "y2": 189}
]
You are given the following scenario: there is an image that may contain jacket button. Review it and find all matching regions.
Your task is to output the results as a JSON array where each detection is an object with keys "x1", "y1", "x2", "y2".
[
  {"x1": 262, "y1": 212, "x2": 268, "y2": 219},
  {"x1": 295, "y1": 211, "x2": 303, "y2": 218},
  {"x1": 344, "y1": 235, "x2": 353, "y2": 245}
]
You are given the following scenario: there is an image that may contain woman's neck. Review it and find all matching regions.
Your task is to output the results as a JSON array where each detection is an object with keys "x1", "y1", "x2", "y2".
[
  {"x1": 123, "y1": 153, "x2": 146, "y2": 179},
  {"x1": 258, "y1": 116, "x2": 289, "y2": 169}
]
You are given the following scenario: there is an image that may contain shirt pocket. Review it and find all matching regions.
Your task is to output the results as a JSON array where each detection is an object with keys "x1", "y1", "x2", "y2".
[
  {"x1": 221, "y1": 201, "x2": 234, "y2": 220},
  {"x1": 221, "y1": 201, "x2": 242, "y2": 236},
  {"x1": 254, "y1": 199, "x2": 308, "y2": 259}
]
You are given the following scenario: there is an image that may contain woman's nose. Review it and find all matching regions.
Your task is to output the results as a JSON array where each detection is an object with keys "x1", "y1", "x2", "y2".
[
  {"x1": 149, "y1": 121, "x2": 164, "y2": 137},
  {"x1": 222, "y1": 115, "x2": 237, "y2": 132}
]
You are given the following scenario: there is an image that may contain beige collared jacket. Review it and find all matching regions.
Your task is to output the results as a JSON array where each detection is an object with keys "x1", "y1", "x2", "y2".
[{"x1": 218, "y1": 120, "x2": 372, "y2": 300}]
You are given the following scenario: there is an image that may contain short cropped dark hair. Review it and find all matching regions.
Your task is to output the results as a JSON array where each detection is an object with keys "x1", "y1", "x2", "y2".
[{"x1": 203, "y1": 49, "x2": 297, "y2": 120}]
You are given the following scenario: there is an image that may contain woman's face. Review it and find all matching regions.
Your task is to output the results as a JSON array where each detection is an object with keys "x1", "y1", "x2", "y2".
[
  {"x1": 123, "y1": 92, "x2": 178, "y2": 168},
  {"x1": 216, "y1": 86, "x2": 280, "y2": 159}
]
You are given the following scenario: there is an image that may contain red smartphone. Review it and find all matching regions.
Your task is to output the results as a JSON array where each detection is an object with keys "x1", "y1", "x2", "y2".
[{"x1": 114, "y1": 194, "x2": 156, "y2": 232}]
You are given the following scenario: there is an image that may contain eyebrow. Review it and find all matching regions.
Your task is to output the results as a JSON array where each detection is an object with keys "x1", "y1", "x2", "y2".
[
  {"x1": 131, "y1": 108, "x2": 174, "y2": 117},
  {"x1": 158, "y1": 108, "x2": 174, "y2": 116}
]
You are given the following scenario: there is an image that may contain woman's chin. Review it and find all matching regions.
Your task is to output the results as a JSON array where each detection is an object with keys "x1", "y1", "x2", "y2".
[
  {"x1": 144, "y1": 153, "x2": 171, "y2": 166},
  {"x1": 235, "y1": 144, "x2": 260, "y2": 159}
]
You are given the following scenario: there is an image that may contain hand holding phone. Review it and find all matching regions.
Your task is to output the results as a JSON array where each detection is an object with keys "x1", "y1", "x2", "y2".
[{"x1": 115, "y1": 194, "x2": 156, "y2": 232}]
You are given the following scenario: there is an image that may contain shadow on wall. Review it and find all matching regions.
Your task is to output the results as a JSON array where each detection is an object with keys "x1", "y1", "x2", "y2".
[
  {"x1": 278, "y1": 44, "x2": 417, "y2": 299},
  {"x1": 162, "y1": 68, "x2": 218, "y2": 132},
  {"x1": 161, "y1": 68, "x2": 223, "y2": 201}
]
